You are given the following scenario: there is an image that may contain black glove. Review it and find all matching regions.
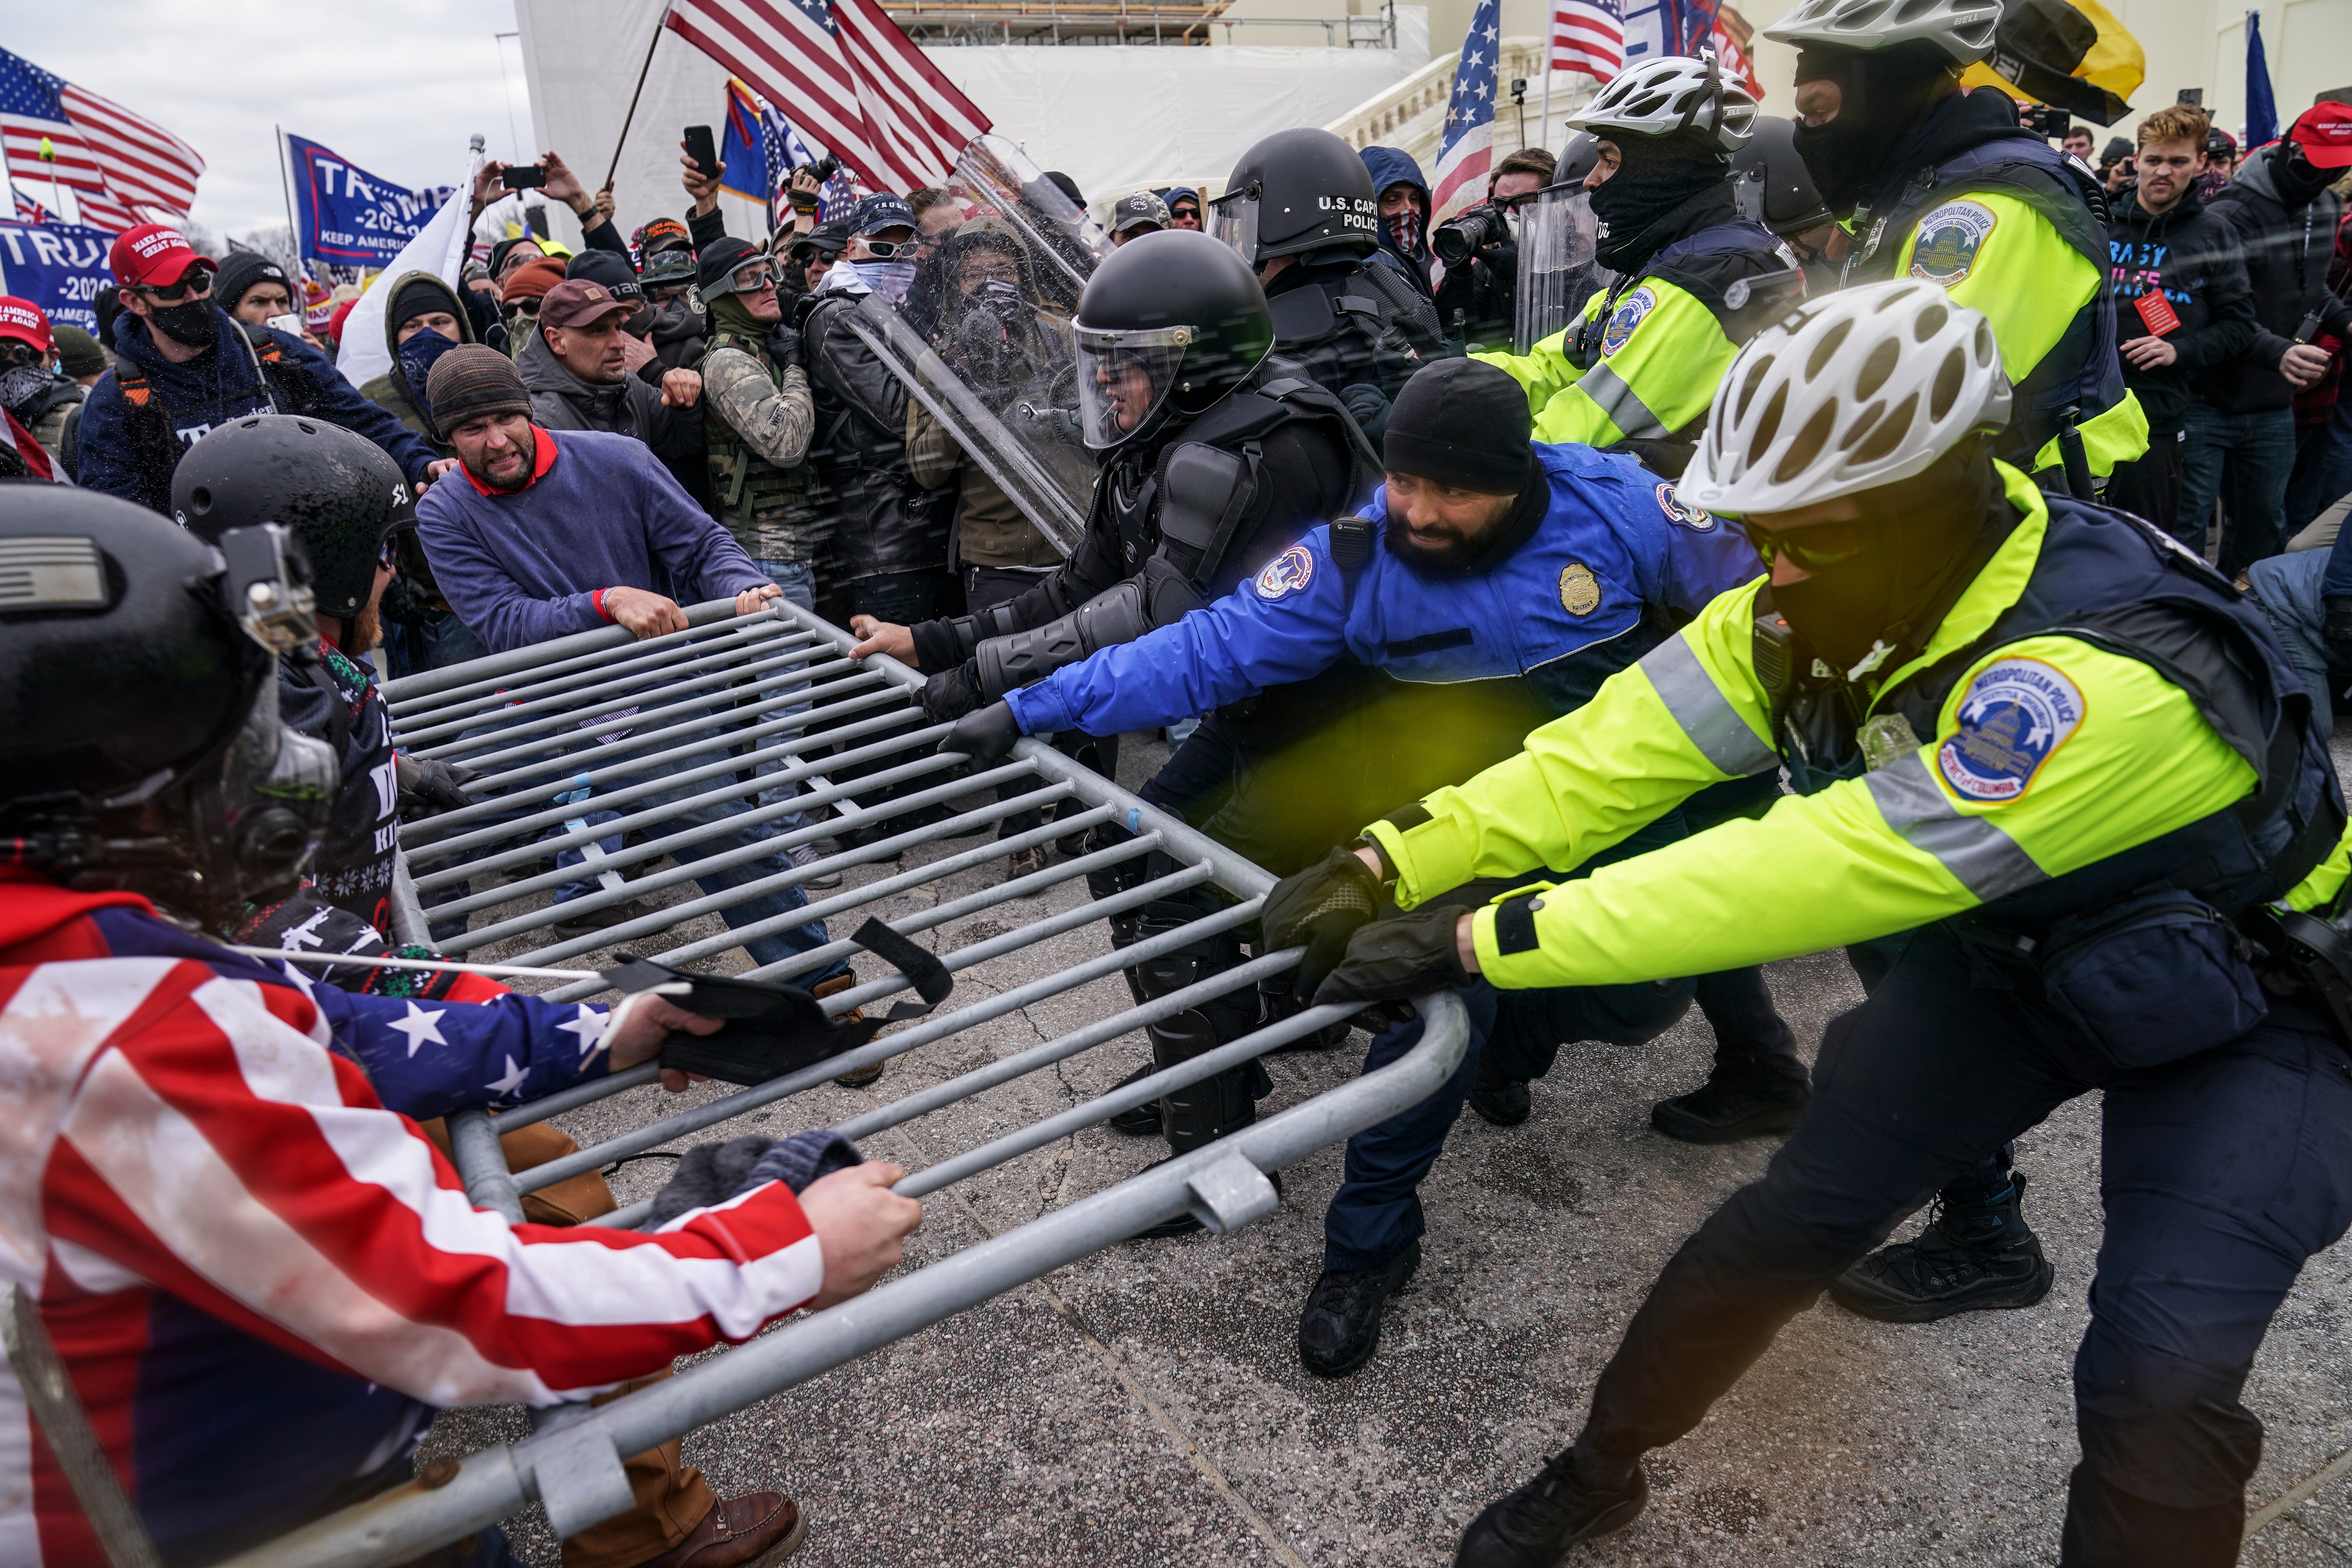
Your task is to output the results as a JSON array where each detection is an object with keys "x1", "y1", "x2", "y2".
[
  {"x1": 397, "y1": 758, "x2": 475, "y2": 821},
  {"x1": 1312, "y1": 904, "x2": 1474, "y2": 1007},
  {"x1": 1260, "y1": 846, "x2": 1383, "y2": 997},
  {"x1": 938, "y1": 699, "x2": 1021, "y2": 763},
  {"x1": 920, "y1": 659, "x2": 985, "y2": 722},
  {"x1": 2325, "y1": 597, "x2": 2352, "y2": 665}
]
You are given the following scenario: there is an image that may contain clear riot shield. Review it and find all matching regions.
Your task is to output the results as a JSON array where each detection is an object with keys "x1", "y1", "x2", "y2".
[
  {"x1": 866, "y1": 135, "x2": 1112, "y2": 558},
  {"x1": 1513, "y1": 181, "x2": 1603, "y2": 357}
]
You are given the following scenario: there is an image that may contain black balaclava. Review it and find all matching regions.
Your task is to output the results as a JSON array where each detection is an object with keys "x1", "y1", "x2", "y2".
[
  {"x1": 1789, "y1": 43, "x2": 1962, "y2": 217},
  {"x1": 1770, "y1": 440, "x2": 2013, "y2": 674},
  {"x1": 1590, "y1": 133, "x2": 1735, "y2": 273}
]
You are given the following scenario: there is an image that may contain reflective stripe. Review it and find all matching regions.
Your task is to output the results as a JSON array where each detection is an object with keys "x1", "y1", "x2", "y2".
[
  {"x1": 1641, "y1": 633, "x2": 1779, "y2": 777},
  {"x1": 1576, "y1": 361, "x2": 1668, "y2": 441},
  {"x1": 1863, "y1": 753, "x2": 2049, "y2": 903}
]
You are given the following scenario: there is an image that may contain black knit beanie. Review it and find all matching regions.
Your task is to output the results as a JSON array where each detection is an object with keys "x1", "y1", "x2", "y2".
[{"x1": 1383, "y1": 359, "x2": 1534, "y2": 494}]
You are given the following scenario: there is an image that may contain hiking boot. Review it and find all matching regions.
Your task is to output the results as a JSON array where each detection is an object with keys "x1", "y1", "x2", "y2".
[
  {"x1": 1649, "y1": 1056, "x2": 1809, "y2": 1144},
  {"x1": 1829, "y1": 1174, "x2": 2054, "y2": 1323},
  {"x1": 1105, "y1": 1062, "x2": 1162, "y2": 1136},
  {"x1": 1455, "y1": 1451, "x2": 1649, "y2": 1566},
  {"x1": 1132, "y1": 1158, "x2": 1281, "y2": 1240},
  {"x1": 1467, "y1": 1048, "x2": 1531, "y2": 1127},
  {"x1": 1297, "y1": 1239, "x2": 1419, "y2": 1377}
]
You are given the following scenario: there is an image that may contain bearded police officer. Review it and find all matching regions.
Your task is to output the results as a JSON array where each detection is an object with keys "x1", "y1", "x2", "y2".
[
  {"x1": 1212, "y1": 128, "x2": 1445, "y2": 435},
  {"x1": 1261, "y1": 282, "x2": 2349, "y2": 1566},
  {"x1": 1764, "y1": 0, "x2": 2147, "y2": 490},
  {"x1": 1480, "y1": 56, "x2": 1794, "y2": 471}
]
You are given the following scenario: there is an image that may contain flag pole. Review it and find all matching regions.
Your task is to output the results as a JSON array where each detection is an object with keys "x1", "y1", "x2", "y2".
[{"x1": 606, "y1": 10, "x2": 671, "y2": 189}]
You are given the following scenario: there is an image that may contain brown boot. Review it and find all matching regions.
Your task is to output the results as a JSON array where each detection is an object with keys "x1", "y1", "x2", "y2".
[
  {"x1": 624, "y1": 1491, "x2": 805, "y2": 1568},
  {"x1": 813, "y1": 971, "x2": 884, "y2": 1088}
]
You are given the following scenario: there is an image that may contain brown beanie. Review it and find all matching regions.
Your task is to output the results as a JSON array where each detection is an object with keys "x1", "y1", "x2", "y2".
[
  {"x1": 499, "y1": 256, "x2": 566, "y2": 305},
  {"x1": 425, "y1": 345, "x2": 533, "y2": 429}
]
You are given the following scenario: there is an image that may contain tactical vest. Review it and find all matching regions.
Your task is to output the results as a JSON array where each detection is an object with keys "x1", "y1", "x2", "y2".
[
  {"x1": 1843, "y1": 137, "x2": 2128, "y2": 472},
  {"x1": 1763, "y1": 497, "x2": 2343, "y2": 937},
  {"x1": 1264, "y1": 259, "x2": 1441, "y2": 402},
  {"x1": 700, "y1": 327, "x2": 814, "y2": 546}
]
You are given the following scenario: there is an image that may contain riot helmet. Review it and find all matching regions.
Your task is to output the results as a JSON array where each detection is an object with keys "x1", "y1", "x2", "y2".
[
  {"x1": 1212, "y1": 128, "x2": 1381, "y2": 267},
  {"x1": 1071, "y1": 229, "x2": 1273, "y2": 451},
  {"x1": 171, "y1": 415, "x2": 416, "y2": 622},
  {"x1": 0, "y1": 487, "x2": 336, "y2": 920},
  {"x1": 1731, "y1": 116, "x2": 1834, "y2": 238}
]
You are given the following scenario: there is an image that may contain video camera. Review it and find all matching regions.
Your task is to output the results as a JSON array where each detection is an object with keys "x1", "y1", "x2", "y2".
[{"x1": 1433, "y1": 203, "x2": 1510, "y2": 267}]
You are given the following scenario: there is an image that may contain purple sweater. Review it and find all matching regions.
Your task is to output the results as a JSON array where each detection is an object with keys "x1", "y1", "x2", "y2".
[{"x1": 417, "y1": 427, "x2": 769, "y2": 653}]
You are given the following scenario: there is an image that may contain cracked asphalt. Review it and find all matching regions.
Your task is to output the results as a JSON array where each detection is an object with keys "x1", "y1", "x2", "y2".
[{"x1": 414, "y1": 729, "x2": 2352, "y2": 1567}]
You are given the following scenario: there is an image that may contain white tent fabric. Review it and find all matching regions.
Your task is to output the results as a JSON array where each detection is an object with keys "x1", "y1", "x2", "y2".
[
  {"x1": 335, "y1": 150, "x2": 484, "y2": 389},
  {"x1": 514, "y1": 0, "x2": 1420, "y2": 248}
]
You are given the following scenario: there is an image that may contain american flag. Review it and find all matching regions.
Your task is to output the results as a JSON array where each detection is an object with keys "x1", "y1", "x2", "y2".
[
  {"x1": 664, "y1": 0, "x2": 989, "y2": 195},
  {"x1": 1430, "y1": 0, "x2": 1501, "y2": 225},
  {"x1": 0, "y1": 47, "x2": 202, "y2": 232},
  {"x1": 1550, "y1": 0, "x2": 1626, "y2": 83}
]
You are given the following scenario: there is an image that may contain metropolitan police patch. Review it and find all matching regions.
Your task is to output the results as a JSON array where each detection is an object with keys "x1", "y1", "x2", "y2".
[
  {"x1": 1936, "y1": 657, "x2": 2084, "y2": 804},
  {"x1": 1908, "y1": 201, "x2": 1997, "y2": 287},
  {"x1": 1657, "y1": 482, "x2": 1715, "y2": 530},
  {"x1": 1254, "y1": 544, "x2": 1315, "y2": 600},
  {"x1": 1601, "y1": 287, "x2": 1657, "y2": 356}
]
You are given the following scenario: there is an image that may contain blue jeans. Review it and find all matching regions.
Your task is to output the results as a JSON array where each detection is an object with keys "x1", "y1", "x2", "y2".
[
  {"x1": 2179, "y1": 401, "x2": 2298, "y2": 575},
  {"x1": 1322, "y1": 977, "x2": 1696, "y2": 1272}
]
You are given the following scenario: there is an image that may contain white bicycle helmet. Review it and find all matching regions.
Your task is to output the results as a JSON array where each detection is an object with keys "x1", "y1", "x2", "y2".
[
  {"x1": 1676, "y1": 279, "x2": 2011, "y2": 516},
  {"x1": 1762, "y1": 0, "x2": 2000, "y2": 67},
  {"x1": 1567, "y1": 54, "x2": 1759, "y2": 152}
]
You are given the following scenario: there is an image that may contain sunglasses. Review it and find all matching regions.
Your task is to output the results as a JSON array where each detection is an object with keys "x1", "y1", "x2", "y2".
[
  {"x1": 1731, "y1": 517, "x2": 1874, "y2": 572},
  {"x1": 138, "y1": 269, "x2": 214, "y2": 304}
]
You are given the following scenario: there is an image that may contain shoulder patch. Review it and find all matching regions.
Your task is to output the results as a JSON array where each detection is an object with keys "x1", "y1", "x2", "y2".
[
  {"x1": 1908, "y1": 201, "x2": 1997, "y2": 287},
  {"x1": 1254, "y1": 544, "x2": 1316, "y2": 601},
  {"x1": 1600, "y1": 287, "x2": 1657, "y2": 357},
  {"x1": 1559, "y1": 562, "x2": 1602, "y2": 616},
  {"x1": 1936, "y1": 657, "x2": 2084, "y2": 804},
  {"x1": 1657, "y1": 482, "x2": 1714, "y2": 530}
]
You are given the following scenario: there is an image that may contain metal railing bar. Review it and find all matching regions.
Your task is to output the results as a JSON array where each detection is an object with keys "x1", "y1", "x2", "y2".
[
  {"x1": 209, "y1": 993, "x2": 1470, "y2": 1568},
  {"x1": 388, "y1": 620, "x2": 814, "y2": 728},
  {"x1": 379, "y1": 599, "x2": 757, "y2": 707},
  {"x1": 399, "y1": 644, "x2": 851, "y2": 755},
  {"x1": 512, "y1": 873, "x2": 1236, "y2": 1192}
]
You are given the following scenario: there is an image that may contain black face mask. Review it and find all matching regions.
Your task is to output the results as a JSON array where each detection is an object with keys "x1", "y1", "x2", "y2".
[
  {"x1": 149, "y1": 298, "x2": 218, "y2": 349},
  {"x1": 1589, "y1": 135, "x2": 1733, "y2": 272}
]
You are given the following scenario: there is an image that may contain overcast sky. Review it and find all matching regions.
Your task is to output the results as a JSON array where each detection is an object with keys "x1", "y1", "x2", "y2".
[{"x1": 9, "y1": 0, "x2": 537, "y2": 238}]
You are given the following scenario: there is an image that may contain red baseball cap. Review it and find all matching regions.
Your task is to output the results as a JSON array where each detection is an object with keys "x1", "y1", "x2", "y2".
[
  {"x1": 108, "y1": 223, "x2": 218, "y2": 289},
  {"x1": 0, "y1": 296, "x2": 53, "y2": 354},
  {"x1": 2288, "y1": 101, "x2": 2352, "y2": 169}
]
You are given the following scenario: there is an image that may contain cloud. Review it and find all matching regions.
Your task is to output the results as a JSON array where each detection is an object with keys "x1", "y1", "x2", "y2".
[{"x1": 9, "y1": 0, "x2": 534, "y2": 237}]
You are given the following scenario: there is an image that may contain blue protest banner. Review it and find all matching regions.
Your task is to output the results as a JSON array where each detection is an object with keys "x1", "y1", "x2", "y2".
[
  {"x1": 0, "y1": 219, "x2": 112, "y2": 333},
  {"x1": 286, "y1": 132, "x2": 450, "y2": 268}
]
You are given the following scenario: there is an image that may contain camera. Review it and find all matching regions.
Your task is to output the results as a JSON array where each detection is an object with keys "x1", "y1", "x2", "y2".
[
  {"x1": 2022, "y1": 104, "x2": 2072, "y2": 141},
  {"x1": 1433, "y1": 202, "x2": 1510, "y2": 266}
]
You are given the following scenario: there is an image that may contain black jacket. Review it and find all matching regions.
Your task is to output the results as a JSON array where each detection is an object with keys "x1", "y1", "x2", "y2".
[
  {"x1": 2202, "y1": 145, "x2": 2352, "y2": 413},
  {"x1": 2105, "y1": 182, "x2": 2259, "y2": 434},
  {"x1": 796, "y1": 282, "x2": 952, "y2": 581}
]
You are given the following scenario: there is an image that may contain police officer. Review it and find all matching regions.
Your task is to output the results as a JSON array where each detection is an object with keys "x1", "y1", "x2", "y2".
[
  {"x1": 1212, "y1": 127, "x2": 1445, "y2": 434},
  {"x1": 1764, "y1": 0, "x2": 2147, "y2": 488},
  {"x1": 848, "y1": 229, "x2": 1380, "y2": 1202},
  {"x1": 1263, "y1": 282, "x2": 2349, "y2": 1566},
  {"x1": 168, "y1": 416, "x2": 473, "y2": 953},
  {"x1": 936, "y1": 359, "x2": 1771, "y2": 1368},
  {"x1": 1481, "y1": 56, "x2": 1793, "y2": 473}
]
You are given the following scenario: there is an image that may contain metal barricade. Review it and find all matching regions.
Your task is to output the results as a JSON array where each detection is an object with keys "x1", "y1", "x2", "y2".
[{"x1": 214, "y1": 597, "x2": 1468, "y2": 1568}]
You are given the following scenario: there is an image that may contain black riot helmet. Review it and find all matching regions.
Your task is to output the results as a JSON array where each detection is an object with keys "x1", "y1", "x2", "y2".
[
  {"x1": 170, "y1": 415, "x2": 416, "y2": 622},
  {"x1": 0, "y1": 486, "x2": 336, "y2": 920},
  {"x1": 1212, "y1": 128, "x2": 1381, "y2": 267},
  {"x1": 1071, "y1": 229, "x2": 1274, "y2": 452},
  {"x1": 1730, "y1": 116, "x2": 1834, "y2": 238}
]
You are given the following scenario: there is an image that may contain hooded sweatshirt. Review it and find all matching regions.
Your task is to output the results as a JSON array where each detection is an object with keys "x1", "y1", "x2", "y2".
[
  {"x1": 2105, "y1": 180, "x2": 2259, "y2": 434},
  {"x1": 2204, "y1": 143, "x2": 2352, "y2": 413},
  {"x1": 357, "y1": 268, "x2": 475, "y2": 454},
  {"x1": 1360, "y1": 145, "x2": 1434, "y2": 297},
  {"x1": 515, "y1": 317, "x2": 703, "y2": 465}
]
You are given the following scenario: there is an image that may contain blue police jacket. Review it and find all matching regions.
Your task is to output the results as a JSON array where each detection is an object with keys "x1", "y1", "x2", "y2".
[{"x1": 1007, "y1": 441, "x2": 1764, "y2": 740}]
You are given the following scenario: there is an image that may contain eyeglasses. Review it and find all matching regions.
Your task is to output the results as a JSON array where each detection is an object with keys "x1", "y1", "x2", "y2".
[
  {"x1": 137, "y1": 269, "x2": 214, "y2": 304},
  {"x1": 1731, "y1": 517, "x2": 1874, "y2": 572},
  {"x1": 858, "y1": 237, "x2": 911, "y2": 259}
]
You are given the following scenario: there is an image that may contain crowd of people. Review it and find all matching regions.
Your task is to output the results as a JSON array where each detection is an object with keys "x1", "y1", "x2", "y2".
[{"x1": 3, "y1": 2, "x2": 2352, "y2": 1563}]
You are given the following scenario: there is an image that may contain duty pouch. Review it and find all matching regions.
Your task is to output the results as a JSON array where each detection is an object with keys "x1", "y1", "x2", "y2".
[
  {"x1": 606, "y1": 919, "x2": 955, "y2": 1086},
  {"x1": 2036, "y1": 889, "x2": 2267, "y2": 1073}
]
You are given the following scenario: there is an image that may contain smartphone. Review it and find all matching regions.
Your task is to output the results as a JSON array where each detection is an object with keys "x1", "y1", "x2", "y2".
[
  {"x1": 501, "y1": 164, "x2": 548, "y2": 190},
  {"x1": 265, "y1": 312, "x2": 305, "y2": 338},
  {"x1": 684, "y1": 125, "x2": 720, "y2": 182}
]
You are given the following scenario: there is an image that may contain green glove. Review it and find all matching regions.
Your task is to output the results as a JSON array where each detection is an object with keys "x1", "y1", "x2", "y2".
[
  {"x1": 1312, "y1": 904, "x2": 1473, "y2": 1006},
  {"x1": 1260, "y1": 845, "x2": 1383, "y2": 996}
]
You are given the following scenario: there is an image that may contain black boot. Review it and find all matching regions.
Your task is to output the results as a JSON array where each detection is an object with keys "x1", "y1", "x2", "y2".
[
  {"x1": 1829, "y1": 1174, "x2": 2054, "y2": 1323},
  {"x1": 1466, "y1": 1045, "x2": 1531, "y2": 1127},
  {"x1": 1455, "y1": 1450, "x2": 1649, "y2": 1566},
  {"x1": 1297, "y1": 1238, "x2": 1419, "y2": 1377},
  {"x1": 1648, "y1": 1054, "x2": 1809, "y2": 1143}
]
